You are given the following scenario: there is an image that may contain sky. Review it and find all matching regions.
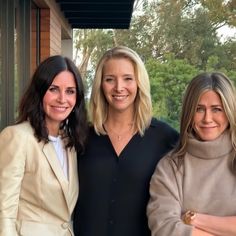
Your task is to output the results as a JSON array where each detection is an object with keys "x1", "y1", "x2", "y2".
[{"x1": 217, "y1": 25, "x2": 236, "y2": 42}]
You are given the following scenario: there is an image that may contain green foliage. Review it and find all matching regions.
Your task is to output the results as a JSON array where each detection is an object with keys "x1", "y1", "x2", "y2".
[
  {"x1": 200, "y1": 0, "x2": 236, "y2": 27},
  {"x1": 82, "y1": 69, "x2": 94, "y2": 100},
  {"x1": 73, "y1": 0, "x2": 236, "y2": 130},
  {"x1": 227, "y1": 70, "x2": 236, "y2": 87},
  {"x1": 146, "y1": 55, "x2": 198, "y2": 130}
]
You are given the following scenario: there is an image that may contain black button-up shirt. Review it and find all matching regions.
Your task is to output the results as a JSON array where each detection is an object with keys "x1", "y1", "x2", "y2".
[{"x1": 74, "y1": 118, "x2": 179, "y2": 236}]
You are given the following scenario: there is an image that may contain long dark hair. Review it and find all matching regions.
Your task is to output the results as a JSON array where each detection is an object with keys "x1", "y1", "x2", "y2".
[{"x1": 17, "y1": 55, "x2": 88, "y2": 154}]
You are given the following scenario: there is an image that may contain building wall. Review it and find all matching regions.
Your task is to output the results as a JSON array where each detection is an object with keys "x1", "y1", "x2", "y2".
[
  {"x1": 50, "y1": 9, "x2": 62, "y2": 56},
  {"x1": 0, "y1": 0, "x2": 73, "y2": 130},
  {"x1": 40, "y1": 8, "x2": 62, "y2": 61},
  {"x1": 40, "y1": 9, "x2": 51, "y2": 61}
]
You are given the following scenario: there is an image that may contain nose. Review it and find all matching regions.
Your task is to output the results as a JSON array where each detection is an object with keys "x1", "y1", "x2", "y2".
[
  {"x1": 57, "y1": 91, "x2": 66, "y2": 103},
  {"x1": 203, "y1": 109, "x2": 213, "y2": 123},
  {"x1": 115, "y1": 80, "x2": 124, "y2": 92}
]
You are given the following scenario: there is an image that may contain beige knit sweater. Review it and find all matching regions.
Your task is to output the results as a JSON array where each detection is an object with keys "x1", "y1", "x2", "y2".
[{"x1": 147, "y1": 131, "x2": 235, "y2": 236}]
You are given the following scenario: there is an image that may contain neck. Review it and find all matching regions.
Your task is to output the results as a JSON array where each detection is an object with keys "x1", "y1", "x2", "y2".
[
  {"x1": 187, "y1": 131, "x2": 232, "y2": 159},
  {"x1": 47, "y1": 122, "x2": 60, "y2": 137},
  {"x1": 106, "y1": 109, "x2": 134, "y2": 127},
  {"x1": 104, "y1": 119, "x2": 135, "y2": 142},
  {"x1": 104, "y1": 108, "x2": 136, "y2": 141}
]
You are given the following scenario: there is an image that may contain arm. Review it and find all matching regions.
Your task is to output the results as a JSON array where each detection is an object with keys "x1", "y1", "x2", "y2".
[
  {"x1": 0, "y1": 126, "x2": 26, "y2": 236},
  {"x1": 188, "y1": 212, "x2": 236, "y2": 236},
  {"x1": 147, "y1": 156, "x2": 193, "y2": 236},
  {"x1": 192, "y1": 227, "x2": 215, "y2": 236}
]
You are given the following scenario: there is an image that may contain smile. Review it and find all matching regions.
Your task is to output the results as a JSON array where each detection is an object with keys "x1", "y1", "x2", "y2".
[
  {"x1": 112, "y1": 95, "x2": 128, "y2": 100},
  {"x1": 52, "y1": 106, "x2": 68, "y2": 111}
]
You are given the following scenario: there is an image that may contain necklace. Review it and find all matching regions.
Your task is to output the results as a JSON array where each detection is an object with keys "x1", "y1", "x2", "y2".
[{"x1": 104, "y1": 122, "x2": 135, "y2": 141}]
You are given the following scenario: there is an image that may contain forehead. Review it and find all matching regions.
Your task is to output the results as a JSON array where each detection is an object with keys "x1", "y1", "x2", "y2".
[
  {"x1": 52, "y1": 71, "x2": 76, "y2": 86},
  {"x1": 198, "y1": 90, "x2": 222, "y2": 105},
  {"x1": 103, "y1": 57, "x2": 134, "y2": 70}
]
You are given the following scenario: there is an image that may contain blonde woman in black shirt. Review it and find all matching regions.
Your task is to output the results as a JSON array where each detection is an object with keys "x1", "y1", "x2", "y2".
[{"x1": 73, "y1": 46, "x2": 179, "y2": 236}]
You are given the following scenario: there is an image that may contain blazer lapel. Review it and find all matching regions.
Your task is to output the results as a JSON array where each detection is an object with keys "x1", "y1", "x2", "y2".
[
  {"x1": 67, "y1": 148, "x2": 79, "y2": 214},
  {"x1": 42, "y1": 142, "x2": 70, "y2": 209}
]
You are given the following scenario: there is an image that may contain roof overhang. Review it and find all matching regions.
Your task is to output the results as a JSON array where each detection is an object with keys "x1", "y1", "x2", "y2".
[{"x1": 55, "y1": 0, "x2": 135, "y2": 29}]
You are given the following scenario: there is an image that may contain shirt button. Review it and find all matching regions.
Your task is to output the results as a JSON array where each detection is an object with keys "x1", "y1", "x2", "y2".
[
  {"x1": 61, "y1": 222, "x2": 69, "y2": 229},
  {"x1": 109, "y1": 220, "x2": 114, "y2": 225}
]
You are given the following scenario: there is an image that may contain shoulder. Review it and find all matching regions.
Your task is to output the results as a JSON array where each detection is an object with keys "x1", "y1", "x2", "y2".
[
  {"x1": 0, "y1": 121, "x2": 34, "y2": 141},
  {"x1": 147, "y1": 117, "x2": 179, "y2": 139},
  {"x1": 150, "y1": 117, "x2": 175, "y2": 130},
  {"x1": 88, "y1": 124, "x2": 99, "y2": 136},
  {"x1": 152, "y1": 151, "x2": 180, "y2": 179},
  {"x1": 158, "y1": 151, "x2": 178, "y2": 168},
  {"x1": 86, "y1": 125, "x2": 106, "y2": 143}
]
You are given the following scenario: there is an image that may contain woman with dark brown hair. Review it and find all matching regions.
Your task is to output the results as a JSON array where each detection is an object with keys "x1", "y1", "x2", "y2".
[{"x1": 0, "y1": 55, "x2": 88, "y2": 236}]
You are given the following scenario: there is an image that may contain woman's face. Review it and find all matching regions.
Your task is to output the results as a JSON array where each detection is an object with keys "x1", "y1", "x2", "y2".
[
  {"x1": 102, "y1": 58, "x2": 138, "y2": 114},
  {"x1": 43, "y1": 71, "x2": 77, "y2": 134},
  {"x1": 193, "y1": 90, "x2": 229, "y2": 141}
]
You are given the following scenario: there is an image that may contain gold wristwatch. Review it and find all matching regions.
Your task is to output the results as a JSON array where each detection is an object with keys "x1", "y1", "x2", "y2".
[{"x1": 183, "y1": 210, "x2": 196, "y2": 225}]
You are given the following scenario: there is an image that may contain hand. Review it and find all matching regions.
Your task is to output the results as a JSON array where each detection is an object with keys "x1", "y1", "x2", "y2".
[{"x1": 182, "y1": 210, "x2": 196, "y2": 225}]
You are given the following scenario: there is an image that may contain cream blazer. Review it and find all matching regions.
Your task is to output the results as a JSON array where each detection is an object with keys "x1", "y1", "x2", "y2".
[{"x1": 0, "y1": 122, "x2": 79, "y2": 236}]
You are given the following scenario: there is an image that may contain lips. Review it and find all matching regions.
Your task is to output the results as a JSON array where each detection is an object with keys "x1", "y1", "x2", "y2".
[
  {"x1": 200, "y1": 126, "x2": 217, "y2": 129},
  {"x1": 52, "y1": 106, "x2": 68, "y2": 111},
  {"x1": 112, "y1": 95, "x2": 128, "y2": 100}
]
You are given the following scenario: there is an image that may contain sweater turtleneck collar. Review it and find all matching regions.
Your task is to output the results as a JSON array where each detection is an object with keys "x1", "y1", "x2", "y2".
[{"x1": 186, "y1": 130, "x2": 233, "y2": 160}]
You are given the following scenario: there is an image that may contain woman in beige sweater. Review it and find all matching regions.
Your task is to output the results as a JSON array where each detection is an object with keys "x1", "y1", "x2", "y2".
[{"x1": 147, "y1": 72, "x2": 236, "y2": 236}]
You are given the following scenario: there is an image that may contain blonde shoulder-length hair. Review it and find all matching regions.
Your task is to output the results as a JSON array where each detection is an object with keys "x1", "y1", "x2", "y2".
[
  {"x1": 173, "y1": 72, "x2": 236, "y2": 171},
  {"x1": 89, "y1": 46, "x2": 152, "y2": 136}
]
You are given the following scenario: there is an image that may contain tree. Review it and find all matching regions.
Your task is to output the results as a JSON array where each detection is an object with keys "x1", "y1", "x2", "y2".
[
  {"x1": 73, "y1": 29, "x2": 114, "y2": 78},
  {"x1": 74, "y1": 0, "x2": 235, "y2": 74},
  {"x1": 146, "y1": 54, "x2": 198, "y2": 129},
  {"x1": 73, "y1": 0, "x2": 235, "y2": 125}
]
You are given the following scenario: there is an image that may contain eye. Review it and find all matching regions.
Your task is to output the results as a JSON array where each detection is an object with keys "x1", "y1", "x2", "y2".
[
  {"x1": 48, "y1": 86, "x2": 58, "y2": 92},
  {"x1": 212, "y1": 107, "x2": 223, "y2": 113},
  {"x1": 124, "y1": 77, "x2": 134, "y2": 81},
  {"x1": 103, "y1": 77, "x2": 114, "y2": 82},
  {"x1": 196, "y1": 107, "x2": 205, "y2": 113},
  {"x1": 66, "y1": 89, "x2": 76, "y2": 95}
]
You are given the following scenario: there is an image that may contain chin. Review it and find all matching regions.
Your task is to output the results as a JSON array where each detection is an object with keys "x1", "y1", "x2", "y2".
[{"x1": 200, "y1": 135, "x2": 220, "y2": 141}]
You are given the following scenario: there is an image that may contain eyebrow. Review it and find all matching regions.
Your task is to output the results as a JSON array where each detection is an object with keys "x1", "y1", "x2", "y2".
[
  {"x1": 103, "y1": 74, "x2": 134, "y2": 77},
  {"x1": 50, "y1": 84, "x2": 76, "y2": 89},
  {"x1": 197, "y1": 104, "x2": 222, "y2": 107}
]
